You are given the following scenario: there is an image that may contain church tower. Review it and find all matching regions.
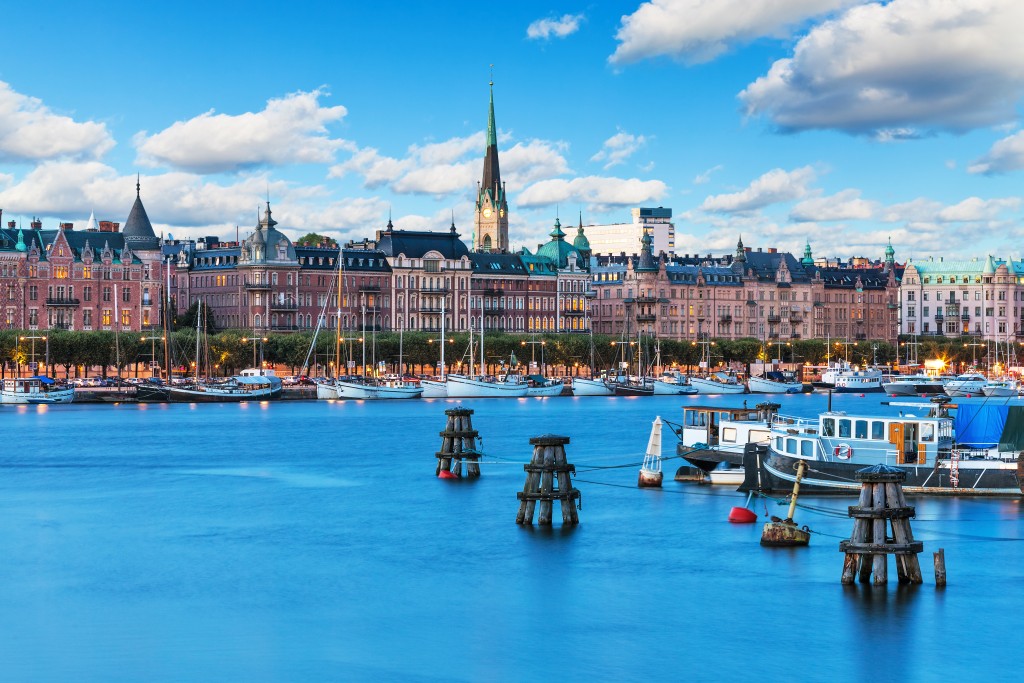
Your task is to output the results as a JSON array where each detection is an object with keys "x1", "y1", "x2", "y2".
[{"x1": 474, "y1": 79, "x2": 509, "y2": 252}]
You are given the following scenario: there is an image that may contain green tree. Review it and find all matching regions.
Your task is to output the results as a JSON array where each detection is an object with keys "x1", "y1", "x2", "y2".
[
  {"x1": 174, "y1": 301, "x2": 218, "y2": 333},
  {"x1": 296, "y1": 233, "x2": 338, "y2": 248}
]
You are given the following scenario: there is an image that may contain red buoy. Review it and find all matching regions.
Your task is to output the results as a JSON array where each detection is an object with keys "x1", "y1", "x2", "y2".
[
  {"x1": 728, "y1": 506, "x2": 758, "y2": 523},
  {"x1": 438, "y1": 470, "x2": 459, "y2": 480}
]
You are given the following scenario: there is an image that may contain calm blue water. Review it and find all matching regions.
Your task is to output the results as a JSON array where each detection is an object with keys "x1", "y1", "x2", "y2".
[{"x1": 1, "y1": 393, "x2": 1020, "y2": 682}]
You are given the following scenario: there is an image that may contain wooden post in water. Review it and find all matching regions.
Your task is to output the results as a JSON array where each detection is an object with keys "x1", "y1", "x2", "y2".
[
  {"x1": 516, "y1": 435, "x2": 580, "y2": 526},
  {"x1": 840, "y1": 464, "x2": 923, "y2": 585},
  {"x1": 435, "y1": 407, "x2": 482, "y2": 479},
  {"x1": 934, "y1": 548, "x2": 947, "y2": 587}
]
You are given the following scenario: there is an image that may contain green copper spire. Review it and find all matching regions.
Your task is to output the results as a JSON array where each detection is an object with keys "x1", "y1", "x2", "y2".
[
  {"x1": 480, "y1": 76, "x2": 501, "y2": 194},
  {"x1": 15, "y1": 225, "x2": 26, "y2": 252},
  {"x1": 885, "y1": 237, "x2": 895, "y2": 262},
  {"x1": 486, "y1": 80, "x2": 497, "y2": 149},
  {"x1": 549, "y1": 217, "x2": 566, "y2": 240},
  {"x1": 802, "y1": 239, "x2": 814, "y2": 266}
]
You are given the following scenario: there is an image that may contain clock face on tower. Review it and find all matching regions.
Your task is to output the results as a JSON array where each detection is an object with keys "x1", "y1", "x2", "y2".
[{"x1": 483, "y1": 208, "x2": 492, "y2": 218}]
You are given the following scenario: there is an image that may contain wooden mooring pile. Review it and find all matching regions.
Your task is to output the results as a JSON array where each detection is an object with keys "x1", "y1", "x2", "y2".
[
  {"x1": 516, "y1": 435, "x2": 580, "y2": 526},
  {"x1": 840, "y1": 465, "x2": 924, "y2": 585},
  {"x1": 436, "y1": 407, "x2": 481, "y2": 479}
]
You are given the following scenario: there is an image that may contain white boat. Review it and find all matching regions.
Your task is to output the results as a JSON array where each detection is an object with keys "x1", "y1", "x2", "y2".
[
  {"x1": 316, "y1": 381, "x2": 339, "y2": 399},
  {"x1": 747, "y1": 371, "x2": 802, "y2": 394},
  {"x1": 944, "y1": 373, "x2": 988, "y2": 397},
  {"x1": 982, "y1": 379, "x2": 1018, "y2": 398},
  {"x1": 445, "y1": 374, "x2": 529, "y2": 398},
  {"x1": 572, "y1": 377, "x2": 614, "y2": 396},
  {"x1": 652, "y1": 379, "x2": 698, "y2": 395},
  {"x1": 168, "y1": 372, "x2": 282, "y2": 402},
  {"x1": 0, "y1": 376, "x2": 75, "y2": 404},
  {"x1": 331, "y1": 377, "x2": 423, "y2": 400},
  {"x1": 673, "y1": 402, "x2": 777, "y2": 482},
  {"x1": 420, "y1": 379, "x2": 448, "y2": 398},
  {"x1": 688, "y1": 372, "x2": 747, "y2": 394},
  {"x1": 524, "y1": 375, "x2": 565, "y2": 397},
  {"x1": 832, "y1": 367, "x2": 885, "y2": 393},
  {"x1": 638, "y1": 416, "x2": 664, "y2": 487},
  {"x1": 881, "y1": 374, "x2": 947, "y2": 396}
]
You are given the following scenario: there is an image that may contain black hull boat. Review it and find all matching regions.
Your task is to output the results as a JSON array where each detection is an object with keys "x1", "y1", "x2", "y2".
[
  {"x1": 614, "y1": 382, "x2": 654, "y2": 397},
  {"x1": 738, "y1": 446, "x2": 1024, "y2": 496}
]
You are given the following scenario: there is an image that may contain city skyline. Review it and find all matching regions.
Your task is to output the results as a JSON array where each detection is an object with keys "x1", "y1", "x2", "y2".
[{"x1": 1, "y1": 1, "x2": 1023, "y2": 260}]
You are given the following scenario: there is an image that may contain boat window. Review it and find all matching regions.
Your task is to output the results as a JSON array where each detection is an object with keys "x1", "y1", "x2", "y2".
[
  {"x1": 838, "y1": 419, "x2": 852, "y2": 438},
  {"x1": 721, "y1": 427, "x2": 737, "y2": 443},
  {"x1": 854, "y1": 420, "x2": 868, "y2": 439},
  {"x1": 823, "y1": 418, "x2": 835, "y2": 436},
  {"x1": 685, "y1": 411, "x2": 707, "y2": 427},
  {"x1": 872, "y1": 421, "x2": 885, "y2": 440},
  {"x1": 776, "y1": 437, "x2": 783, "y2": 450},
  {"x1": 719, "y1": 412, "x2": 732, "y2": 422},
  {"x1": 786, "y1": 438, "x2": 798, "y2": 454},
  {"x1": 920, "y1": 422, "x2": 935, "y2": 442},
  {"x1": 749, "y1": 429, "x2": 770, "y2": 444},
  {"x1": 800, "y1": 440, "x2": 814, "y2": 457}
]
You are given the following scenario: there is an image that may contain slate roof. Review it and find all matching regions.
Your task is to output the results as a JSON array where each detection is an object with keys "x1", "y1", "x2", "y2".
[
  {"x1": 122, "y1": 186, "x2": 160, "y2": 251},
  {"x1": 470, "y1": 252, "x2": 527, "y2": 276},
  {"x1": 376, "y1": 226, "x2": 471, "y2": 260},
  {"x1": 0, "y1": 228, "x2": 141, "y2": 263}
]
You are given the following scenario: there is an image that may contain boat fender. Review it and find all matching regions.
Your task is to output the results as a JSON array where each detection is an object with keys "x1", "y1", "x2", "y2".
[{"x1": 834, "y1": 443, "x2": 853, "y2": 460}]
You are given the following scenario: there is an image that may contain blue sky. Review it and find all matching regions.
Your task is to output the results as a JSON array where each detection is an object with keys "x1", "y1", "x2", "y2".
[{"x1": 1, "y1": 0, "x2": 1023, "y2": 261}]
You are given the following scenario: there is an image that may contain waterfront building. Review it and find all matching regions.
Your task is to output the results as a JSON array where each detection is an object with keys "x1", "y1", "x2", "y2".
[
  {"x1": 583, "y1": 207, "x2": 675, "y2": 256},
  {"x1": 0, "y1": 184, "x2": 164, "y2": 333},
  {"x1": 589, "y1": 235, "x2": 900, "y2": 344},
  {"x1": 899, "y1": 252, "x2": 1023, "y2": 341}
]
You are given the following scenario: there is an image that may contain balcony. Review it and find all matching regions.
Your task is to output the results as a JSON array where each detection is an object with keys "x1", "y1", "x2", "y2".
[
  {"x1": 584, "y1": 290, "x2": 598, "y2": 299},
  {"x1": 421, "y1": 286, "x2": 449, "y2": 293},
  {"x1": 935, "y1": 313, "x2": 944, "y2": 321},
  {"x1": 767, "y1": 314, "x2": 781, "y2": 323},
  {"x1": 483, "y1": 288, "x2": 504, "y2": 296},
  {"x1": 788, "y1": 314, "x2": 803, "y2": 323},
  {"x1": 855, "y1": 333, "x2": 868, "y2": 340},
  {"x1": 244, "y1": 280, "x2": 271, "y2": 290},
  {"x1": 483, "y1": 305, "x2": 505, "y2": 314},
  {"x1": 635, "y1": 294, "x2": 659, "y2": 303},
  {"x1": 359, "y1": 283, "x2": 381, "y2": 292},
  {"x1": 45, "y1": 297, "x2": 80, "y2": 307},
  {"x1": 961, "y1": 312, "x2": 970, "y2": 320},
  {"x1": 419, "y1": 305, "x2": 444, "y2": 313},
  {"x1": 887, "y1": 303, "x2": 899, "y2": 310},
  {"x1": 269, "y1": 324, "x2": 299, "y2": 331},
  {"x1": 768, "y1": 332, "x2": 780, "y2": 339},
  {"x1": 50, "y1": 322, "x2": 72, "y2": 330},
  {"x1": 790, "y1": 333, "x2": 801, "y2": 339},
  {"x1": 637, "y1": 314, "x2": 656, "y2": 322},
  {"x1": 270, "y1": 300, "x2": 299, "y2": 311},
  {"x1": 719, "y1": 314, "x2": 732, "y2": 323},
  {"x1": 561, "y1": 309, "x2": 586, "y2": 317}
]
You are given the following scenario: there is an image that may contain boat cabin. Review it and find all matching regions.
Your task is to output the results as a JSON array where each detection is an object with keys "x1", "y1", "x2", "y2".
[
  {"x1": 680, "y1": 403, "x2": 778, "y2": 452},
  {"x1": 770, "y1": 411, "x2": 953, "y2": 466}
]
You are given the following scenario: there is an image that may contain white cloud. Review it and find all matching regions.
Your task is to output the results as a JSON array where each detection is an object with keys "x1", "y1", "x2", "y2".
[
  {"x1": 936, "y1": 196, "x2": 1021, "y2": 222},
  {"x1": 700, "y1": 166, "x2": 815, "y2": 213},
  {"x1": 693, "y1": 164, "x2": 723, "y2": 184},
  {"x1": 968, "y1": 130, "x2": 1024, "y2": 174},
  {"x1": 609, "y1": 0, "x2": 858, "y2": 65},
  {"x1": 790, "y1": 189, "x2": 877, "y2": 221},
  {"x1": 740, "y1": 0, "x2": 1024, "y2": 135},
  {"x1": 331, "y1": 133, "x2": 570, "y2": 197},
  {"x1": 0, "y1": 80, "x2": 114, "y2": 162},
  {"x1": 590, "y1": 130, "x2": 648, "y2": 169},
  {"x1": 517, "y1": 176, "x2": 668, "y2": 211},
  {"x1": 527, "y1": 13, "x2": 584, "y2": 40},
  {"x1": 135, "y1": 89, "x2": 348, "y2": 173}
]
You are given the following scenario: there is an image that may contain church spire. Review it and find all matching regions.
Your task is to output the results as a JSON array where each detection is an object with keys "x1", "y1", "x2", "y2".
[
  {"x1": 474, "y1": 71, "x2": 509, "y2": 253},
  {"x1": 481, "y1": 78, "x2": 501, "y2": 196},
  {"x1": 735, "y1": 234, "x2": 746, "y2": 263}
]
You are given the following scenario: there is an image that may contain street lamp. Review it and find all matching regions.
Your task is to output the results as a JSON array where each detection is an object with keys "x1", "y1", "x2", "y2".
[
  {"x1": 242, "y1": 335, "x2": 268, "y2": 369},
  {"x1": 141, "y1": 335, "x2": 166, "y2": 378},
  {"x1": 19, "y1": 335, "x2": 48, "y2": 377},
  {"x1": 427, "y1": 336, "x2": 455, "y2": 377}
]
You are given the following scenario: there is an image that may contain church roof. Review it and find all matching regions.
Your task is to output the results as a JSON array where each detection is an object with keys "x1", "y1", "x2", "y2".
[{"x1": 376, "y1": 227, "x2": 470, "y2": 260}]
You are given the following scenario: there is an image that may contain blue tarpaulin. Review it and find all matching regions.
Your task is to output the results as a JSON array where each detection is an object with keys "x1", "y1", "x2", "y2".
[
  {"x1": 29, "y1": 376, "x2": 54, "y2": 385},
  {"x1": 954, "y1": 403, "x2": 1008, "y2": 449}
]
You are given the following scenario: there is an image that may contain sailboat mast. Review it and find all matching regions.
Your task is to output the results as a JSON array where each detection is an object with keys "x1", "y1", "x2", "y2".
[
  {"x1": 195, "y1": 298, "x2": 201, "y2": 384},
  {"x1": 335, "y1": 247, "x2": 343, "y2": 378},
  {"x1": 480, "y1": 297, "x2": 485, "y2": 376},
  {"x1": 440, "y1": 297, "x2": 446, "y2": 379},
  {"x1": 361, "y1": 304, "x2": 367, "y2": 378},
  {"x1": 398, "y1": 320, "x2": 404, "y2": 377},
  {"x1": 163, "y1": 255, "x2": 172, "y2": 380},
  {"x1": 113, "y1": 283, "x2": 121, "y2": 379}
]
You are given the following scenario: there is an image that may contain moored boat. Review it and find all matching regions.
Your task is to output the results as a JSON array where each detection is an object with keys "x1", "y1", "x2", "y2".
[
  {"x1": 672, "y1": 402, "x2": 777, "y2": 480},
  {"x1": 571, "y1": 377, "x2": 614, "y2": 396},
  {"x1": 943, "y1": 373, "x2": 988, "y2": 397},
  {"x1": 688, "y1": 371, "x2": 746, "y2": 395},
  {"x1": 524, "y1": 375, "x2": 565, "y2": 397},
  {"x1": 0, "y1": 376, "x2": 75, "y2": 404},
  {"x1": 982, "y1": 379, "x2": 1018, "y2": 398},
  {"x1": 832, "y1": 367, "x2": 885, "y2": 393},
  {"x1": 881, "y1": 374, "x2": 947, "y2": 396},
  {"x1": 167, "y1": 370, "x2": 282, "y2": 403},
  {"x1": 445, "y1": 374, "x2": 529, "y2": 398},
  {"x1": 747, "y1": 371, "x2": 802, "y2": 394},
  {"x1": 739, "y1": 400, "x2": 1024, "y2": 495}
]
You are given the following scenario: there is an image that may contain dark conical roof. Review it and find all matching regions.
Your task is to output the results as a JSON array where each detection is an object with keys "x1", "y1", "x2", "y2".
[
  {"x1": 122, "y1": 180, "x2": 159, "y2": 250},
  {"x1": 481, "y1": 83, "x2": 501, "y2": 195}
]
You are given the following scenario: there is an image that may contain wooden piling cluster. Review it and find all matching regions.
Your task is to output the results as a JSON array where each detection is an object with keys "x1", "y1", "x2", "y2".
[
  {"x1": 840, "y1": 465, "x2": 923, "y2": 585},
  {"x1": 436, "y1": 407, "x2": 482, "y2": 478},
  {"x1": 516, "y1": 435, "x2": 580, "y2": 526}
]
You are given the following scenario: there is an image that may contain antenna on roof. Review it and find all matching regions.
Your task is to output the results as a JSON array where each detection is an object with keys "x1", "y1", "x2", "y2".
[
  {"x1": 136, "y1": 173, "x2": 140, "y2": 197},
  {"x1": 489, "y1": 63, "x2": 494, "y2": 87}
]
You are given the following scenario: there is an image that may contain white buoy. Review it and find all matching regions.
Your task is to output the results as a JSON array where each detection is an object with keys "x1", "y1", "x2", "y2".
[{"x1": 638, "y1": 416, "x2": 664, "y2": 488}]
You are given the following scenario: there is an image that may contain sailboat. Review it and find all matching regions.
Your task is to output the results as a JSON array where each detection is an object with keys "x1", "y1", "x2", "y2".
[
  {"x1": 445, "y1": 299, "x2": 527, "y2": 398},
  {"x1": 572, "y1": 328, "x2": 614, "y2": 396},
  {"x1": 420, "y1": 297, "x2": 449, "y2": 398},
  {"x1": 638, "y1": 416, "x2": 664, "y2": 487},
  {"x1": 687, "y1": 339, "x2": 746, "y2": 394},
  {"x1": 166, "y1": 299, "x2": 282, "y2": 402}
]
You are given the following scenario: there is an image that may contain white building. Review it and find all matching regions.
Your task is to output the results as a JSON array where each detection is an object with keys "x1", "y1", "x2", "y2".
[{"x1": 583, "y1": 207, "x2": 675, "y2": 256}]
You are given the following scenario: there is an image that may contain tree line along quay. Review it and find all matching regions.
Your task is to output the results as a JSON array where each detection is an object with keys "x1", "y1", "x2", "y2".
[{"x1": 0, "y1": 326, "x2": 996, "y2": 381}]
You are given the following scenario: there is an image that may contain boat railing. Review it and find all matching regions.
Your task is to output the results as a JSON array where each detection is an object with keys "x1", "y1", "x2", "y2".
[{"x1": 771, "y1": 414, "x2": 818, "y2": 432}]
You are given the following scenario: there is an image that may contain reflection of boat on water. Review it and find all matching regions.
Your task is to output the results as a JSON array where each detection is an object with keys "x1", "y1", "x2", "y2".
[
  {"x1": 672, "y1": 402, "x2": 777, "y2": 481},
  {"x1": 739, "y1": 399, "x2": 1024, "y2": 496},
  {"x1": 0, "y1": 376, "x2": 75, "y2": 404}
]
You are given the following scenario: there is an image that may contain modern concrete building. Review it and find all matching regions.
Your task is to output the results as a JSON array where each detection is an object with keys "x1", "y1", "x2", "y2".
[{"x1": 583, "y1": 207, "x2": 675, "y2": 256}]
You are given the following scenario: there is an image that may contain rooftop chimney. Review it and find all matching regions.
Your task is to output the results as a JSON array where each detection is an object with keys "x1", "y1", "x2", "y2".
[
  {"x1": 60, "y1": 222, "x2": 74, "y2": 231},
  {"x1": 99, "y1": 221, "x2": 119, "y2": 233},
  {"x1": 768, "y1": 247, "x2": 777, "y2": 254},
  {"x1": 30, "y1": 218, "x2": 42, "y2": 230}
]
